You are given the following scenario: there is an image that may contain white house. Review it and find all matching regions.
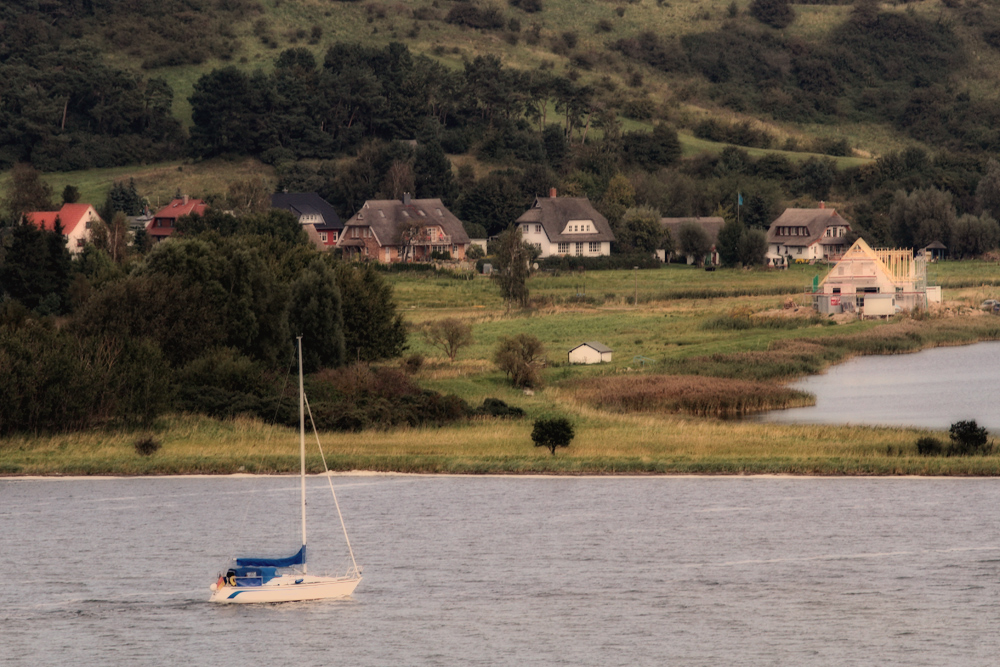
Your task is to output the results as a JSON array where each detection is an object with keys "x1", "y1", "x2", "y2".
[
  {"x1": 23, "y1": 203, "x2": 103, "y2": 254},
  {"x1": 515, "y1": 189, "x2": 615, "y2": 258},
  {"x1": 568, "y1": 342, "x2": 613, "y2": 364},
  {"x1": 766, "y1": 204, "x2": 851, "y2": 265}
]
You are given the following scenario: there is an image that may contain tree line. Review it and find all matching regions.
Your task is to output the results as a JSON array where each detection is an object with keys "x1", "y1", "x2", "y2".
[{"x1": 0, "y1": 207, "x2": 411, "y2": 435}]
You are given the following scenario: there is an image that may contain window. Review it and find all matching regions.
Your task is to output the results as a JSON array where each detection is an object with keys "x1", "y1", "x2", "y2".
[
  {"x1": 321, "y1": 232, "x2": 328, "y2": 243},
  {"x1": 523, "y1": 225, "x2": 530, "y2": 233},
  {"x1": 379, "y1": 210, "x2": 385, "y2": 218},
  {"x1": 796, "y1": 247, "x2": 802, "y2": 255},
  {"x1": 575, "y1": 243, "x2": 583, "y2": 256},
  {"x1": 436, "y1": 208, "x2": 442, "y2": 216},
  {"x1": 589, "y1": 242, "x2": 600, "y2": 253},
  {"x1": 832, "y1": 287, "x2": 840, "y2": 294},
  {"x1": 85, "y1": 221, "x2": 92, "y2": 229},
  {"x1": 352, "y1": 227, "x2": 359, "y2": 238},
  {"x1": 332, "y1": 232, "x2": 338, "y2": 241},
  {"x1": 558, "y1": 242, "x2": 569, "y2": 254},
  {"x1": 535, "y1": 224, "x2": 541, "y2": 234},
  {"x1": 76, "y1": 238, "x2": 85, "y2": 247},
  {"x1": 418, "y1": 210, "x2": 426, "y2": 217},
  {"x1": 402, "y1": 211, "x2": 409, "y2": 218}
]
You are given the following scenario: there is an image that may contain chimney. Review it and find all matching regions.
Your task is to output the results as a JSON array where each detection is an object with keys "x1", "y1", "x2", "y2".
[
  {"x1": 549, "y1": 187, "x2": 557, "y2": 199},
  {"x1": 183, "y1": 194, "x2": 189, "y2": 205},
  {"x1": 403, "y1": 192, "x2": 411, "y2": 206},
  {"x1": 819, "y1": 201, "x2": 825, "y2": 209}
]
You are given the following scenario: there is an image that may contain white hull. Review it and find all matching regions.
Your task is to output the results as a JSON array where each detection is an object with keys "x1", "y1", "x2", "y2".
[{"x1": 210, "y1": 574, "x2": 361, "y2": 604}]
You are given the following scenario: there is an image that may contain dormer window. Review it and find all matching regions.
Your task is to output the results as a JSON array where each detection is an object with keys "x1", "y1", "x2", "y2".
[
  {"x1": 436, "y1": 208, "x2": 442, "y2": 216},
  {"x1": 402, "y1": 211, "x2": 409, "y2": 218},
  {"x1": 418, "y1": 210, "x2": 426, "y2": 217},
  {"x1": 379, "y1": 210, "x2": 385, "y2": 218}
]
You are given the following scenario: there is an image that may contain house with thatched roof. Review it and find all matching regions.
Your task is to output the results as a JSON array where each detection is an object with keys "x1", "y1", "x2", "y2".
[
  {"x1": 514, "y1": 189, "x2": 615, "y2": 258},
  {"x1": 337, "y1": 193, "x2": 471, "y2": 262},
  {"x1": 658, "y1": 216, "x2": 725, "y2": 265},
  {"x1": 766, "y1": 204, "x2": 851, "y2": 265}
]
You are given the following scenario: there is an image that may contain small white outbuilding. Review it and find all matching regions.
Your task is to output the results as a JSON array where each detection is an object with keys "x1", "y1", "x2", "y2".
[{"x1": 568, "y1": 342, "x2": 613, "y2": 365}]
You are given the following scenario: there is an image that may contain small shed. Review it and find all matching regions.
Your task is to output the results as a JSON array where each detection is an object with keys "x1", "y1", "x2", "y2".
[
  {"x1": 568, "y1": 342, "x2": 613, "y2": 365},
  {"x1": 922, "y1": 241, "x2": 947, "y2": 261}
]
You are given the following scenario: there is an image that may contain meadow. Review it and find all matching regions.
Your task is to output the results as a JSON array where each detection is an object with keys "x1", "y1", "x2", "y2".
[{"x1": 6, "y1": 261, "x2": 1000, "y2": 476}]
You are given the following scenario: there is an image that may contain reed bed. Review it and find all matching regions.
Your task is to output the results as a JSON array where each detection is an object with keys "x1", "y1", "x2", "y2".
[{"x1": 570, "y1": 374, "x2": 814, "y2": 417}]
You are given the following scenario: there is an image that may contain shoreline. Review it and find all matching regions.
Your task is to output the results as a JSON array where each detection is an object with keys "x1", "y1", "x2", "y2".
[{"x1": 5, "y1": 472, "x2": 1000, "y2": 480}]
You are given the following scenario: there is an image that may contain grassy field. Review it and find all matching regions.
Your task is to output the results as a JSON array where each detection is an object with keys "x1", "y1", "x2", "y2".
[
  {"x1": 4, "y1": 411, "x2": 1000, "y2": 477},
  {"x1": 6, "y1": 262, "x2": 1000, "y2": 476},
  {"x1": 0, "y1": 158, "x2": 277, "y2": 211}
]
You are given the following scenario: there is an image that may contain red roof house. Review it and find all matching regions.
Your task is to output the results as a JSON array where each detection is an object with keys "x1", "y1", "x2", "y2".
[
  {"x1": 147, "y1": 195, "x2": 207, "y2": 242},
  {"x1": 23, "y1": 203, "x2": 103, "y2": 254}
]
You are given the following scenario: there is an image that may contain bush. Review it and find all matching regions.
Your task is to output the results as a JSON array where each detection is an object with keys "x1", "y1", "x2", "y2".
[
  {"x1": 401, "y1": 353, "x2": 424, "y2": 373},
  {"x1": 536, "y1": 253, "x2": 661, "y2": 271},
  {"x1": 916, "y1": 436, "x2": 943, "y2": 456},
  {"x1": 948, "y1": 419, "x2": 992, "y2": 456},
  {"x1": 474, "y1": 398, "x2": 525, "y2": 418},
  {"x1": 134, "y1": 437, "x2": 161, "y2": 456},
  {"x1": 531, "y1": 417, "x2": 574, "y2": 455}
]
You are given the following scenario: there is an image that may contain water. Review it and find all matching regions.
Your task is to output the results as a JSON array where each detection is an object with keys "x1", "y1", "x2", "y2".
[
  {"x1": 761, "y1": 341, "x2": 1000, "y2": 430},
  {"x1": 4, "y1": 475, "x2": 1000, "y2": 666}
]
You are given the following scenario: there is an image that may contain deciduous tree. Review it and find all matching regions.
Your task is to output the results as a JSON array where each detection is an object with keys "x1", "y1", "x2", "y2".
[
  {"x1": 3, "y1": 163, "x2": 53, "y2": 218},
  {"x1": 424, "y1": 317, "x2": 474, "y2": 362},
  {"x1": 531, "y1": 417, "x2": 574, "y2": 455},
  {"x1": 677, "y1": 220, "x2": 713, "y2": 266},
  {"x1": 492, "y1": 225, "x2": 531, "y2": 308},
  {"x1": 494, "y1": 333, "x2": 545, "y2": 388}
]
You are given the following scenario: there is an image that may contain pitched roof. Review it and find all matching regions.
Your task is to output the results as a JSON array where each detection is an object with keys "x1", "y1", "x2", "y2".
[
  {"x1": 271, "y1": 192, "x2": 342, "y2": 230},
  {"x1": 152, "y1": 197, "x2": 207, "y2": 221},
  {"x1": 515, "y1": 196, "x2": 615, "y2": 243},
  {"x1": 766, "y1": 208, "x2": 851, "y2": 247},
  {"x1": 24, "y1": 203, "x2": 100, "y2": 236},
  {"x1": 819, "y1": 238, "x2": 897, "y2": 288},
  {"x1": 342, "y1": 198, "x2": 470, "y2": 246},
  {"x1": 660, "y1": 217, "x2": 725, "y2": 245},
  {"x1": 570, "y1": 341, "x2": 612, "y2": 354}
]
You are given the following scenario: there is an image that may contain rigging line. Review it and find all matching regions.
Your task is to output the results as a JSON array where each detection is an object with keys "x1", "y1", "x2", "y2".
[
  {"x1": 228, "y1": 345, "x2": 297, "y2": 564},
  {"x1": 304, "y1": 391, "x2": 360, "y2": 578}
]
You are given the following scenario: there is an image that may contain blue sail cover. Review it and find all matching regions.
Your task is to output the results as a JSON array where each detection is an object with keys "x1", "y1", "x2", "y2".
[{"x1": 236, "y1": 545, "x2": 306, "y2": 568}]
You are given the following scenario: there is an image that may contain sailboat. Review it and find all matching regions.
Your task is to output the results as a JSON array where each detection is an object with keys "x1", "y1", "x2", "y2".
[{"x1": 209, "y1": 337, "x2": 362, "y2": 604}]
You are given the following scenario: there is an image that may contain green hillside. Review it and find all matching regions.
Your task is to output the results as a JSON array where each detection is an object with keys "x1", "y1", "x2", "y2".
[
  {"x1": 7, "y1": 0, "x2": 1000, "y2": 161},
  {"x1": 6, "y1": 0, "x2": 1000, "y2": 257}
]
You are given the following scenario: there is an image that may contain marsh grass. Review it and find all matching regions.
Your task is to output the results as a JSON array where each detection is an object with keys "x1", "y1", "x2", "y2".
[{"x1": 571, "y1": 374, "x2": 814, "y2": 417}]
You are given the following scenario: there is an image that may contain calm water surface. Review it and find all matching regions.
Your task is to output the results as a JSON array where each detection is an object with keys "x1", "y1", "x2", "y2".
[
  {"x1": 761, "y1": 341, "x2": 1000, "y2": 430},
  {"x1": 3, "y1": 476, "x2": 1000, "y2": 666}
]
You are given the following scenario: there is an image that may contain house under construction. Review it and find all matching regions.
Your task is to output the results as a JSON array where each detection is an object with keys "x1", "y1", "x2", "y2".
[{"x1": 813, "y1": 239, "x2": 942, "y2": 317}]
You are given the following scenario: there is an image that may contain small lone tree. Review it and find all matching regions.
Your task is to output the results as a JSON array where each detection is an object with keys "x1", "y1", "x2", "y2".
[
  {"x1": 424, "y1": 317, "x2": 474, "y2": 362},
  {"x1": 494, "y1": 333, "x2": 545, "y2": 388},
  {"x1": 532, "y1": 417, "x2": 574, "y2": 455},
  {"x1": 948, "y1": 419, "x2": 991, "y2": 456}
]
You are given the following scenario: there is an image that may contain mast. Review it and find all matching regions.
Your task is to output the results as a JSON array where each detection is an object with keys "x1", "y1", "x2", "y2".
[{"x1": 298, "y1": 336, "x2": 307, "y2": 574}]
